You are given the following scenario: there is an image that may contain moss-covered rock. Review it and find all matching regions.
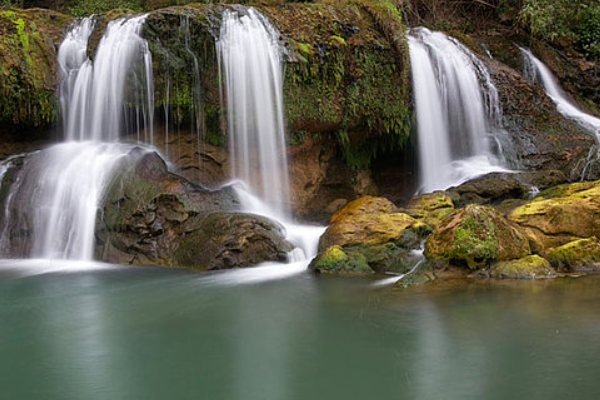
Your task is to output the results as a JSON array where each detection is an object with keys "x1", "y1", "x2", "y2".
[
  {"x1": 309, "y1": 245, "x2": 373, "y2": 275},
  {"x1": 320, "y1": 198, "x2": 415, "y2": 250},
  {"x1": 0, "y1": 8, "x2": 69, "y2": 127},
  {"x1": 490, "y1": 255, "x2": 556, "y2": 279},
  {"x1": 404, "y1": 190, "x2": 454, "y2": 226},
  {"x1": 545, "y1": 238, "x2": 600, "y2": 272},
  {"x1": 310, "y1": 195, "x2": 429, "y2": 275},
  {"x1": 509, "y1": 179, "x2": 600, "y2": 252},
  {"x1": 426, "y1": 204, "x2": 531, "y2": 270}
]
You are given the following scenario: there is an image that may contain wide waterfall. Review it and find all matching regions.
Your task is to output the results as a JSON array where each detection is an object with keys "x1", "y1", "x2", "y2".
[
  {"x1": 408, "y1": 27, "x2": 508, "y2": 193},
  {"x1": 0, "y1": 16, "x2": 153, "y2": 260},
  {"x1": 217, "y1": 8, "x2": 290, "y2": 218}
]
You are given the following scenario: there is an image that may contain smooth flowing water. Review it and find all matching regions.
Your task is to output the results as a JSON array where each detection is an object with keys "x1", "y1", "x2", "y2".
[
  {"x1": 520, "y1": 47, "x2": 600, "y2": 178},
  {"x1": 59, "y1": 15, "x2": 154, "y2": 142},
  {"x1": 1, "y1": 264, "x2": 599, "y2": 400},
  {"x1": 0, "y1": 16, "x2": 155, "y2": 260},
  {"x1": 408, "y1": 28, "x2": 508, "y2": 193},
  {"x1": 218, "y1": 8, "x2": 290, "y2": 218}
]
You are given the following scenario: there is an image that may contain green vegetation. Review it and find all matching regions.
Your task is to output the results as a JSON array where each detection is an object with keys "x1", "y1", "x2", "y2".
[
  {"x1": 520, "y1": 0, "x2": 600, "y2": 58},
  {"x1": 65, "y1": 1, "x2": 145, "y2": 17}
]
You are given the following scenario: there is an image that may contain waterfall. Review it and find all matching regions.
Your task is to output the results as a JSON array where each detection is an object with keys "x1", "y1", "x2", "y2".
[
  {"x1": 217, "y1": 7, "x2": 290, "y2": 219},
  {"x1": 408, "y1": 28, "x2": 508, "y2": 193},
  {"x1": 218, "y1": 8, "x2": 324, "y2": 264},
  {"x1": 519, "y1": 47, "x2": 600, "y2": 140},
  {"x1": 0, "y1": 15, "x2": 154, "y2": 260},
  {"x1": 59, "y1": 15, "x2": 154, "y2": 142}
]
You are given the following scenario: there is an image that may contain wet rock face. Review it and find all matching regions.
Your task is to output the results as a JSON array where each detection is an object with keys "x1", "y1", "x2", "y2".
[{"x1": 95, "y1": 150, "x2": 292, "y2": 269}]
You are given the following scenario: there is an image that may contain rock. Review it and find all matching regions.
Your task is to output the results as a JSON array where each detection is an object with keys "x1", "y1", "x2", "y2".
[
  {"x1": 309, "y1": 245, "x2": 372, "y2": 275},
  {"x1": 404, "y1": 191, "x2": 454, "y2": 226},
  {"x1": 330, "y1": 195, "x2": 398, "y2": 223},
  {"x1": 425, "y1": 204, "x2": 531, "y2": 270},
  {"x1": 508, "y1": 180, "x2": 600, "y2": 252},
  {"x1": 490, "y1": 255, "x2": 556, "y2": 279},
  {"x1": 311, "y1": 196, "x2": 428, "y2": 275},
  {"x1": 321, "y1": 209, "x2": 415, "y2": 250},
  {"x1": 447, "y1": 173, "x2": 529, "y2": 207},
  {"x1": 96, "y1": 150, "x2": 290, "y2": 269},
  {"x1": 545, "y1": 238, "x2": 600, "y2": 272},
  {"x1": 325, "y1": 198, "x2": 348, "y2": 214},
  {"x1": 173, "y1": 213, "x2": 294, "y2": 270}
]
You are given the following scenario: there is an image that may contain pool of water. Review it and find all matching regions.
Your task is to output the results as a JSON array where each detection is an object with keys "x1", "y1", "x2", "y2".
[{"x1": 1, "y1": 261, "x2": 599, "y2": 399}]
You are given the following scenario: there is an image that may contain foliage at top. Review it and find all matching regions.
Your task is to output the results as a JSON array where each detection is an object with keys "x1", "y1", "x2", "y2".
[{"x1": 520, "y1": 0, "x2": 600, "y2": 59}]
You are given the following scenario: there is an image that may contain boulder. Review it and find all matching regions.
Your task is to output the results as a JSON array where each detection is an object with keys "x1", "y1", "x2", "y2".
[
  {"x1": 404, "y1": 191, "x2": 454, "y2": 226},
  {"x1": 173, "y1": 213, "x2": 294, "y2": 270},
  {"x1": 425, "y1": 204, "x2": 531, "y2": 269},
  {"x1": 96, "y1": 150, "x2": 292, "y2": 269},
  {"x1": 490, "y1": 255, "x2": 556, "y2": 279},
  {"x1": 508, "y1": 180, "x2": 600, "y2": 252},
  {"x1": 545, "y1": 238, "x2": 600, "y2": 272},
  {"x1": 311, "y1": 196, "x2": 427, "y2": 275},
  {"x1": 447, "y1": 173, "x2": 529, "y2": 207}
]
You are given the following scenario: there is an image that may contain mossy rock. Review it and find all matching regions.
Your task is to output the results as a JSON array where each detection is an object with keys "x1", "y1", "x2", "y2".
[
  {"x1": 404, "y1": 191, "x2": 454, "y2": 227},
  {"x1": 309, "y1": 245, "x2": 373, "y2": 275},
  {"x1": 330, "y1": 195, "x2": 398, "y2": 223},
  {"x1": 320, "y1": 210, "x2": 416, "y2": 250},
  {"x1": 490, "y1": 255, "x2": 556, "y2": 280},
  {"x1": 545, "y1": 238, "x2": 600, "y2": 272},
  {"x1": 426, "y1": 204, "x2": 531, "y2": 270},
  {"x1": 509, "y1": 179, "x2": 600, "y2": 251}
]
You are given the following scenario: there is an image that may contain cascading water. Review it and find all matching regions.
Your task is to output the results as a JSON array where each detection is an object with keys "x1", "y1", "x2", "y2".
[
  {"x1": 0, "y1": 16, "x2": 153, "y2": 260},
  {"x1": 519, "y1": 47, "x2": 600, "y2": 136},
  {"x1": 520, "y1": 47, "x2": 600, "y2": 179},
  {"x1": 218, "y1": 8, "x2": 324, "y2": 263},
  {"x1": 408, "y1": 27, "x2": 508, "y2": 193},
  {"x1": 60, "y1": 15, "x2": 154, "y2": 142},
  {"x1": 217, "y1": 8, "x2": 290, "y2": 219}
]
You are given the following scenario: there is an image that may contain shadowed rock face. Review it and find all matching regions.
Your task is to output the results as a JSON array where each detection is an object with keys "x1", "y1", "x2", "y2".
[{"x1": 95, "y1": 150, "x2": 293, "y2": 269}]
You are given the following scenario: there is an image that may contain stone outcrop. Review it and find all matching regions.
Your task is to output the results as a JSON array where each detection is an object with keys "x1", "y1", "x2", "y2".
[{"x1": 95, "y1": 150, "x2": 293, "y2": 269}]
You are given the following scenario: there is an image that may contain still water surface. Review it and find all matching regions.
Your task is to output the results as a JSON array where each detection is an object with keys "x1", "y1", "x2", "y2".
[{"x1": 1, "y1": 261, "x2": 599, "y2": 399}]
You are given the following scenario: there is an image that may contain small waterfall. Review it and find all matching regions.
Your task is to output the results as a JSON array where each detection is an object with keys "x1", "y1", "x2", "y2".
[
  {"x1": 519, "y1": 47, "x2": 600, "y2": 139},
  {"x1": 520, "y1": 47, "x2": 600, "y2": 179},
  {"x1": 59, "y1": 15, "x2": 154, "y2": 142},
  {"x1": 217, "y1": 7, "x2": 290, "y2": 219},
  {"x1": 218, "y1": 8, "x2": 324, "y2": 265},
  {"x1": 408, "y1": 28, "x2": 508, "y2": 193},
  {"x1": 0, "y1": 15, "x2": 154, "y2": 260}
]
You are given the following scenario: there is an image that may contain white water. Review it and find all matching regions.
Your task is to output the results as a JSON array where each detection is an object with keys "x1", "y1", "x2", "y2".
[
  {"x1": 408, "y1": 28, "x2": 508, "y2": 193},
  {"x1": 59, "y1": 15, "x2": 154, "y2": 142},
  {"x1": 520, "y1": 47, "x2": 600, "y2": 139},
  {"x1": 0, "y1": 143, "x2": 143, "y2": 259},
  {"x1": 218, "y1": 8, "x2": 290, "y2": 219},
  {"x1": 0, "y1": 16, "x2": 155, "y2": 260}
]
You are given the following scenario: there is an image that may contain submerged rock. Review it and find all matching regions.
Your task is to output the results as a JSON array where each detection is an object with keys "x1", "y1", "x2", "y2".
[{"x1": 425, "y1": 204, "x2": 530, "y2": 270}]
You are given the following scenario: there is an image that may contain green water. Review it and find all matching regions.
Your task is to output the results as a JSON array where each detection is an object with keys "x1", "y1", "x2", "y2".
[{"x1": 1, "y1": 262, "x2": 599, "y2": 400}]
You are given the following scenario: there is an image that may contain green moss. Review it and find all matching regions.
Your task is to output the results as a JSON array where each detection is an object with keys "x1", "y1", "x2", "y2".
[
  {"x1": 311, "y1": 245, "x2": 372, "y2": 274},
  {"x1": 491, "y1": 255, "x2": 556, "y2": 279},
  {"x1": 545, "y1": 238, "x2": 600, "y2": 271},
  {"x1": 453, "y1": 212, "x2": 499, "y2": 269}
]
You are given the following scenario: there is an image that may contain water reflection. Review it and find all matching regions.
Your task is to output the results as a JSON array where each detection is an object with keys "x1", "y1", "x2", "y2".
[{"x1": 1, "y1": 266, "x2": 600, "y2": 399}]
